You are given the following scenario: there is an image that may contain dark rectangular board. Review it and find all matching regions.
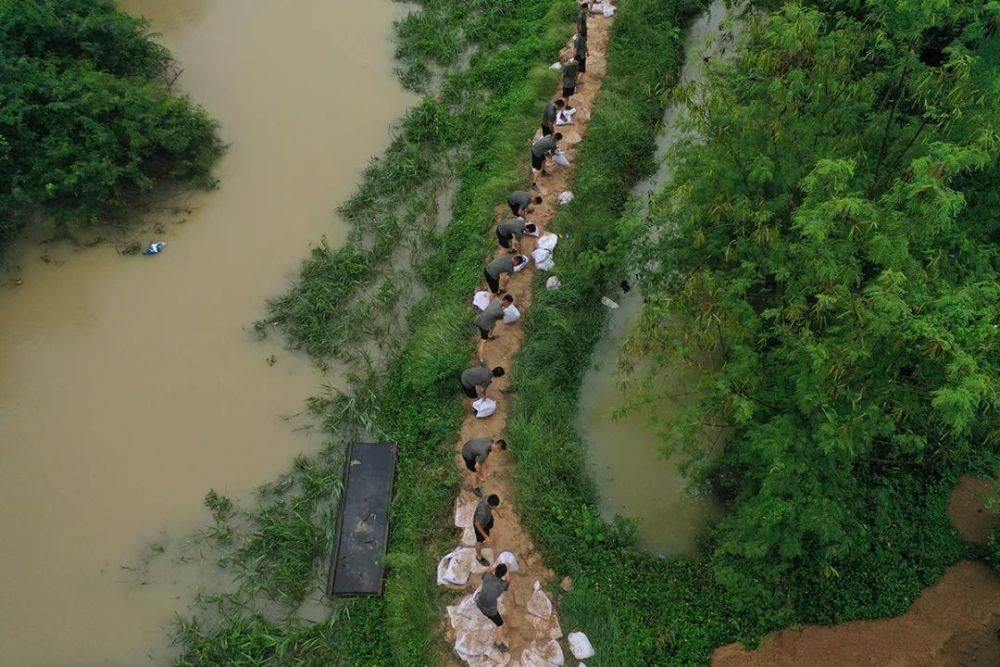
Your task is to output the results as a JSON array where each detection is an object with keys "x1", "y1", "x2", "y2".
[{"x1": 327, "y1": 442, "x2": 397, "y2": 596}]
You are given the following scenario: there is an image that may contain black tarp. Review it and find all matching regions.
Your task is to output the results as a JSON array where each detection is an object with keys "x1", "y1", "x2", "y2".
[{"x1": 327, "y1": 442, "x2": 397, "y2": 596}]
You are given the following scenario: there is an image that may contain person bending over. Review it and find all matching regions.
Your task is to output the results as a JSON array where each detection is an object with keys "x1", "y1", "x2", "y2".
[
  {"x1": 462, "y1": 436, "x2": 507, "y2": 495},
  {"x1": 496, "y1": 218, "x2": 536, "y2": 253},
  {"x1": 531, "y1": 133, "x2": 562, "y2": 189},
  {"x1": 460, "y1": 364, "x2": 505, "y2": 404},
  {"x1": 541, "y1": 98, "x2": 566, "y2": 137},
  {"x1": 474, "y1": 493, "x2": 502, "y2": 566},
  {"x1": 484, "y1": 254, "x2": 524, "y2": 294},
  {"x1": 477, "y1": 293, "x2": 514, "y2": 360},
  {"x1": 507, "y1": 190, "x2": 542, "y2": 217},
  {"x1": 476, "y1": 562, "x2": 511, "y2": 653}
]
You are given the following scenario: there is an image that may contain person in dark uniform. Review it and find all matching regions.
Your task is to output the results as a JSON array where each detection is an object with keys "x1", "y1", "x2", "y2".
[{"x1": 562, "y1": 59, "x2": 578, "y2": 110}]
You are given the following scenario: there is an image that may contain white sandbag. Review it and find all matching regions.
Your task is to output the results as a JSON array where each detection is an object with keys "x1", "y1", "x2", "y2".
[
  {"x1": 437, "y1": 547, "x2": 486, "y2": 586},
  {"x1": 603, "y1": 5, "x2": 616, "y2": 17},
  {"x1": 527, "y1": 613, "x2": 563, "y2": 640},
  {"x1": 472, "y1": 397, "x2": 497, "y2": 418},
  {"x1": 520, "y1": 639, "x2": 565, "y2": 667},
  {"x1": 472, "y1": 290, "x2": 491, "y2": 311},
  {"x1": 437, "y1": 551, "x2": 452, "y2": 586},
  {"x1": 503, "y1": 304, "x2": 520, "y2": 324},
  {"x1": 532, "y1": 248, "x2": 554, "y2": 271},
  {"x1": 496, "y1": 551, "x2": 520, "y2": 573},
  {"x1": 513, "y1": 254, "x2": 530, "y2": 272},
  {"x1": 456, "y1": 630, "x2": 491, "y2": 658},
  {"x1": 456, "y1": 592, "x2": 482, "y2": 618},
  {"x1": 558, "y1": 191, "x2": 573, "y2": 204},
  {"x1": 527, "y1": 580, "x2": 553, "y2": 618},
  {"x1": 553, "y1": 152, "x2": 571, "y2": 167},
  {"x1": 568, "y1": 632, "x2": 596, "y2": 660},
  {"x1": 445, "y1": 555, "x2": 472, "y2": 586},
  {"x1": 546, "y1": 276, "x2": 561, "y2": 290},
  {"x1": 555, "y1": 111, "x2": 574, "y2": 126},
  {"x1": 601, "y1": 296, "x2": 619, "y2": 309},
  {"x1": 539, "y1": 640, "x2": 565, "y2": 666},
  {"x1": 455, "y1": 499, "x2": 476, "y2": 527},
  {"x1": 538, "y1": 232, "x2": 558, "y2": 251},
  {"x1": 549, "y1": 61, "x2": 563, "y2": 70}
]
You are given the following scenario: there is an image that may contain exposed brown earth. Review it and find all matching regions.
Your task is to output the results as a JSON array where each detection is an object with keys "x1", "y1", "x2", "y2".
[
  {"x1": 949, "y1": 475, "x2": 998, "y2": 547},
  {"x1": 713, "y1": 475, "x2": 1000, "y2": 667},
  {"x1": 440, "y1": 9, "x2": 615, "y2": 667}
]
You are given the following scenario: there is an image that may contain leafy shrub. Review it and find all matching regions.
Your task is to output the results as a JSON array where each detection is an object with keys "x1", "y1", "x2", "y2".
[{"x1": 0, "y1": 0, "x2": 221, "y2": 248}]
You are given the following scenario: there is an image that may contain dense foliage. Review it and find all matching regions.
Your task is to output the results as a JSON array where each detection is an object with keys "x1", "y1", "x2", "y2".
[
  {"x1": 0, "y1": 0, "x2": 220, "y2": 247},
  {"x1": 630, "y1": 0, "x2": 999, "y2": 598}
]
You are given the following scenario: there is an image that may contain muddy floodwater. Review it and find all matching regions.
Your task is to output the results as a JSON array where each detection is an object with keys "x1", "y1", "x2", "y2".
[
  {"x1": 0, "y1": 1, "x2": 414, "y2": 665},
  {"x1": 577, "y1": 3, "x2": 738, "y2": 557},
  {"x1": 577, "y1": 292, "x2": 724, "y2": 556}
]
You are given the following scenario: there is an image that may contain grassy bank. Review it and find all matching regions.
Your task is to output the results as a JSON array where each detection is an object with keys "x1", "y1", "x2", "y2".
[
  {"x1": 172, "y1": 1, "x2": 582, "y2": 665},
  {"x1": 508, "y1": 1, "x2": 999, "y2": 665}
]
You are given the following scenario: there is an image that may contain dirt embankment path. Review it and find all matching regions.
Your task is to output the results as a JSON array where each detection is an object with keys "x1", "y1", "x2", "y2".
[
  {"x1": 439, "y1": 9, "x2": 615, "y2": 667},
  {"x1": 713, "y1": 475, "x2": 1000, "y2": 666}
]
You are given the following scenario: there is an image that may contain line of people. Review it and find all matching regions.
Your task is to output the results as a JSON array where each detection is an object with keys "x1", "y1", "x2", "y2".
[{"x1": 452, "y1": 3, "x2": 594, "y2": 656}]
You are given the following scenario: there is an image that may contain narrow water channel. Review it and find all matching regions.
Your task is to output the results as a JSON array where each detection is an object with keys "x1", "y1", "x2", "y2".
[
  {"x1": 0, "y1": 2, "x2": 414, "y2": 665},
  {"x1": 577, "y1": 2, "x2": 738, "y2": 557}
]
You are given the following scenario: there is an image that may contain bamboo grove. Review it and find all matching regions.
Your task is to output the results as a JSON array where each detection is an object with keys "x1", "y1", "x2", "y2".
[{"x1": 629, "y1": 0, "x2": 1000, "y2": 610}]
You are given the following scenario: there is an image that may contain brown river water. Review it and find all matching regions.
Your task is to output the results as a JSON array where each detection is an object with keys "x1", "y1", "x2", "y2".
[{"x1": 0, "y1": 2, "x2": 414, "y2": 665}]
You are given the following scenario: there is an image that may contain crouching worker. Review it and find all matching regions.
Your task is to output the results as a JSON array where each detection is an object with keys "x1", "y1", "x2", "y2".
[
  {"x1": 508, "y1": 190, "x2": 542, "y2": 217},
  {"x1": 477, "y1": 293, "x2": 514, "y2": 360},
  {"x1": 474, "y1": 493, "x2": 502, "y2": 566},
  {"x1": 460, "y1": 364, "x2": 505, "y2": 405},
  {"x1": 531, "y1": 133, "x2": 562, "y2": 189},
  {"x1": 476, "y1": 561, "x2": 511, "y2": 654},
  {"x1": 495, "y1": 218, "x2": 537, "y2": 253},
  {"x1": 484, "y1": 254, "x2": 525, "y2": 293},
  {"x1": 462, "y1": 436, "x2": 507, "y2": 496}
]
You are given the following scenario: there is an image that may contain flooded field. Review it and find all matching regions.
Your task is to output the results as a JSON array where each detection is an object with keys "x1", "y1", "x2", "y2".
[{"x1": 0, "y1": 1, "x2": 414, "y2": 665}]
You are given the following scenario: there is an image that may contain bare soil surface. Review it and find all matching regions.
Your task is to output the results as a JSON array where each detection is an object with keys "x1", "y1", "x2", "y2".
[
  {"x1": 713, "y1": 476, "x2": 1000, "y2": 666},
  {"x1": 949, "y1": 475, "x2": 998, "y2": 547},
  {"x1": 441, "y1": 10, "x2": 615, "y2": 667}
]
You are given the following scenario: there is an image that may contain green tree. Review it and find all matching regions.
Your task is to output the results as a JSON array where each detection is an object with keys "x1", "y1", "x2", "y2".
[{"x1": 629, "y1": 1, "x2": 1000, "y2": 595}]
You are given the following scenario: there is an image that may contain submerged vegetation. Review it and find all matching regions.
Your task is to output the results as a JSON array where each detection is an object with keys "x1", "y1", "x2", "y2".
[{"x1": 0, "y1": 0, "x2": 221, "y2": 251}]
